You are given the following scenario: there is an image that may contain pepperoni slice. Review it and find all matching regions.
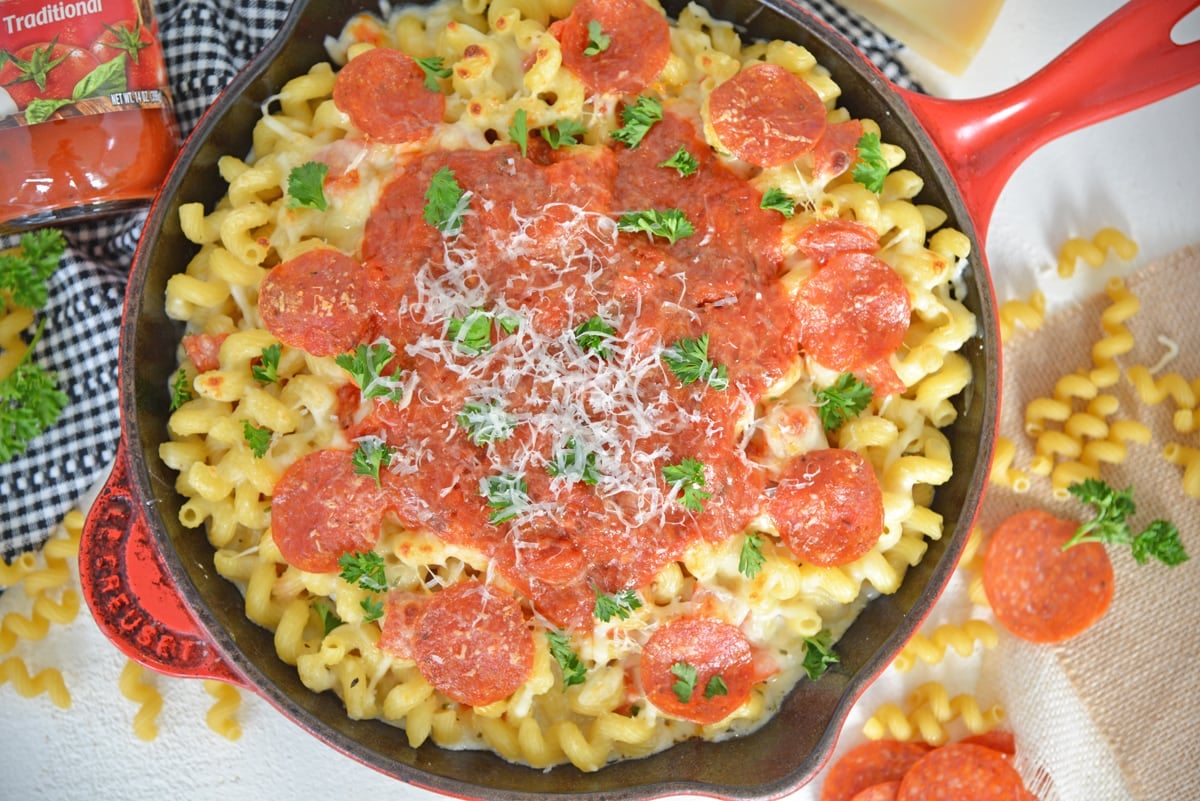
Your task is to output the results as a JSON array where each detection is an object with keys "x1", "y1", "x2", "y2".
[
  {"x1": 982, "y1": 509, "x2": 1114, "y2": 643},
  {"x1": 896, "y1": 743, "x2": 1028, "y2": 800},
  {"x1": 849, "y1": 782, "x2": 901, "y2": 801},
  {"x1": 958, "y1": 730, "x2": 1016, "y2": 757},
  {"x1": 856, "y1": 359, "x2": 907, "y2": 398},
  {"x1": 820, "y1": 740, "x2": 932, "y2": 801},
  {"x1": 639, "y1": 617, "x2": 756, "y2": 724},
  {"x1": 769, "y1": 448, "x2": 883, "y2": 567},
  {"x1": 182, "y1": 333, "x2": 228, "y2": 373},
  {"x1": 378, "y1": 591, "x2": 429, "y2": 660},
  {"x1": 793, "y1": 219, "x2": 879, "y2": 267},
  {"x1": 270, "y1": 448, "x2": 385, "y2": 573},
  {"x1": 708, "y1": 63, "x2": 827, "y2": 167},
  {"x1": 332, "y1": 47, "x2": 443, "y2": 143},
  {"x1": 556, "y1": 0, "x2": 670, "y2": 94},
  {"x1": 813, "y1": 119, "x2": 865, "y2": 182},
  {"x1": 413, "y1": 580, "x2": 534, "y2": 707},
  {"x1": 257, "y1": 249, "x2": 372, "y2": 357},
  {"x1": 797, "y1": 251, "x2": 911, "y2": 372}
]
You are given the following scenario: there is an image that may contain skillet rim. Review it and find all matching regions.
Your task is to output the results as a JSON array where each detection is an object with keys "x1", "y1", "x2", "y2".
[{"x1": 120, "y1": 0, "x2": 1000, "y2": 797}]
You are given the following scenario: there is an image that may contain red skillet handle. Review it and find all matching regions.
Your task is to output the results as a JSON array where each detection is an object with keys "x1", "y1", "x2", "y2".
[
  {"x1": 896, "y1": 0, "x2": 1200, "y2": 247},
  {"x1": 80, "y1": 445, "x2": 247, "y2": 687}
]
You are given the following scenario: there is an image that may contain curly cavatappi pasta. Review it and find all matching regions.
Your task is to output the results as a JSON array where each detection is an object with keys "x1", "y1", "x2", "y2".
[
  {"x1": 863, "y1": 681, "x2": 1005, "y2": 747},
  {"x1": 160, "y1": 0, "x2": 981, "y2": 770}
]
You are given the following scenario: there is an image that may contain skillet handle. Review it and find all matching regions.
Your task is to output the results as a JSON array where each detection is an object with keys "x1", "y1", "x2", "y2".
[
  {"x1": 895, "y1": 0, "x2": 1200, "y2": 247},
  {"x1": 80, "y1": 445, "x2": 247, "y2": 687}
]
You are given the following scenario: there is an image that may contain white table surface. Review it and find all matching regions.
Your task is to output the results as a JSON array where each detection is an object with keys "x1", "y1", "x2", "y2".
[{"x1": 3, "y1": 1, "x2": 1198, "y2": 798}]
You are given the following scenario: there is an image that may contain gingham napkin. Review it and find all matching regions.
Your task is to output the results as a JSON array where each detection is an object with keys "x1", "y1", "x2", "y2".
[{"x1": 0, "y1": 0, "x2": 916, "y2": 562}]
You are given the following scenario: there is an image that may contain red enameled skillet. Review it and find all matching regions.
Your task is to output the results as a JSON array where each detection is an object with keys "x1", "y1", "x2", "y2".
[{"x1": 78, "y1": 1, "x2": 1200, "y2": 799}]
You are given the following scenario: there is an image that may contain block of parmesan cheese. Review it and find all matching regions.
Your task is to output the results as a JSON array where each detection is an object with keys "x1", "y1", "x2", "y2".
[{"x1": 836, "y1": 0, "x2": 1006, "y2": 75}]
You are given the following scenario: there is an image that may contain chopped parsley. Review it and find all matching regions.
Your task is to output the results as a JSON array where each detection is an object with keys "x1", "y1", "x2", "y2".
[
  {"x1": 251, "y1": 343, "x2": 282, "y2": 384},
  {"x1": 546, "y1": 437, "x2": 600, "y2": 485},
  {"x1": 815, "y1": 372, "x2": 874, "y2": 431},
  {"x1": 663, "y1": 457, "x2": 711, "y2": 513},
  {"x1": 662, "y1": 334, "x2": 728, "y2": 390},
  {"x1": 671, "y1": 661, "x2": 698, "y2": 703},
  {"x1": 801, "y1": 632, "x2": 839, "y2": 680},
  {"x1": 584, "y1": 19, "x2": 611, "y2": 56},
  {"x1": 351, "y1": 436, "x2": 394, "y2": 487},
  {"x1": 547, "y1": 630, "x2": 587, "y2": 688},
  {"x1": 611, "y1": 95, "x2": 662, "y2": 149},
  {"x1": 446, "y1": 308, "x2": 518, "y2": 356},
  {"x1": 739, "y1": 533, "x2": 765, "y2": 578},
  {"x1": 338, "y1": 550, "x2": 388, "y2": 593},
  {"x1": 509, "y1": 108, "x2": 529, "y2": 157},
  {"x1": 759, "y1": 187, "x2": 795, "y2": 218},
  {"x1": 573, "y1": 315, "x2": 616, "y2": 358},
  {"x1": 481, "y1": 472, "x2": 529, "y2": 524},
  {"x1": 457, "y1": 399, "x2": 517, "y2": 445},
  {"x1": 593, "y1": 587, "x2": 642, "y2": 622},
  {"x1": 169, "y1": 368, "x2": 193, "y2": 412},
  {"x1": 423, "y1": 166, "x2": 470, "y2": 235},
  {"x1": 242, "y1": 420, "x2": 271, "y2": 458},
  {"x1": 616, "y1": 208, "x2": 694, "y2": 244},
  {"x1": 414, "y1": 55, "x2": 451, "y2": 92},
  {"x1": 313, "y1": 600, "x2": 343, "y2": 635},
  {"x1": 704, "y1": 674, "x2": 728, "y2": 699},
  {"x1": 335, "y1": 341, "x2": 404, "y2": 403},
  {"x1": 360, "y1": 596, "x2": 385, "y2": 623},
  {"x1": 659, "y1": 145, "x2": 698, "y2": 177},
  {"x1": 285, "y1": 161, "x2": 329, "y2": 211},
  {"x1": 541, "y1": 118, "x2": 588, "y2": 149},
  {"x1": 852, "y1": 132, "x2": 889, "y2": 193}
]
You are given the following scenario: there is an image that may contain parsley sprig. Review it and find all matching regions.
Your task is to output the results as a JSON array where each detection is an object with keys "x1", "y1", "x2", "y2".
[
  {"x1": 547, "y1": 630, "x2": 587, "y2": 688},
  {"x1": 0, "y1": 324, "x2": 69, "y2": 463},
  {"x1": 617, "y1": 209, "x2": 694, "y2": 244},
  {"x1": 662, "y1": 334, "x2": 728, "y2": 389},
  {"x1": 242, "y1": 420, "x2": 272, "y2": 457},
  {"x1": 611, "y1": 95, "x2": 662, "y2": 148},
  {"x1": 814, "y1": 372, "x2": 874, "y2": 431},
  {"x1": 1063, "y1": 479, "x2": 1189, "y2": 566},
  {"x1": 593, "y1": 587, "x2": 642, "y2": 622},
  {"x1": 663, "y1": 457, "x2": 711, "y2": 513},
  {"x1": 852, "y1": 132, "x2": 889, "y2": 194},
  {"x1": 446, "y1": 308, "x2": 519, "y2": 356},
  {"x1": 1, "y1": 228, "x2": 65, "y2": 309},
  {"x1": 286, "y1": 162, "x2": 329, "y2": 211}
]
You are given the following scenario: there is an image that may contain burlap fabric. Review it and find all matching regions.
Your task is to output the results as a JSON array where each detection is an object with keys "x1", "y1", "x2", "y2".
[{"x1": 979, "y1": 244, "x2": 1200, "y2": 800}]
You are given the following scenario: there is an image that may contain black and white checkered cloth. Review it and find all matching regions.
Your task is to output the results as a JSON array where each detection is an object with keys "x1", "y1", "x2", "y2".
[{"x1": 0, "y1": 0, "x2": 916, "y2": 563}]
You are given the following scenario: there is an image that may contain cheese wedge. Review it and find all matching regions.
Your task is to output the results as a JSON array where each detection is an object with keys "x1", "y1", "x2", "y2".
[{"x1": 836, "y1": 0, "x2": 1005, "y2": 75}]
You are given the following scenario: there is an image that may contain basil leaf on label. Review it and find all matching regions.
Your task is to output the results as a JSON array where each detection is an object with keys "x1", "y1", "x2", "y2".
[
  {"x1": 72, "y1": 55, "x2": 128, "y2": 101},
  {"x1": 25, "y1": 98, "x2": 71, "y2": 125}
]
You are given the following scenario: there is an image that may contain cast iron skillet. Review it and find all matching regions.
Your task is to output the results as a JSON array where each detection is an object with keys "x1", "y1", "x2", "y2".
[{"x1": 78, "y1": 0, "x2": 1199, "y2": 798}]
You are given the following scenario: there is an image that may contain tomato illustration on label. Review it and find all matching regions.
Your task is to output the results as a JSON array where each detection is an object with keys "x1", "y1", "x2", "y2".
[
  {"x1": 91, "y1": 19, "x2": 167, "y2": 87},
  {"x1": 0, "y1": 38, "x2": 102, "y2": 107}
]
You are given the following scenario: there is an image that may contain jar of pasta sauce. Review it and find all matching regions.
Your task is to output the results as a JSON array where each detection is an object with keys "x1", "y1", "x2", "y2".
[{"x1": 0, "y1": 0, "x2": 180, "y2": 233}]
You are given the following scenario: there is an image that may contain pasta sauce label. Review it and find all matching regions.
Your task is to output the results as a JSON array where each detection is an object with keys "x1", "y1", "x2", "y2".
[{"x1": 0, "y1": 0, "x2": 170, "y2": 127}]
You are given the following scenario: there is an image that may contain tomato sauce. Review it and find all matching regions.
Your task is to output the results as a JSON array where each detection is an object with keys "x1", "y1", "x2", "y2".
[
  {"x1": 268, "y1": 110, "x2": 866, "y2": 632},
  {"x1": 0, "y1": 0, "x2": 179, "y2": 233}
]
